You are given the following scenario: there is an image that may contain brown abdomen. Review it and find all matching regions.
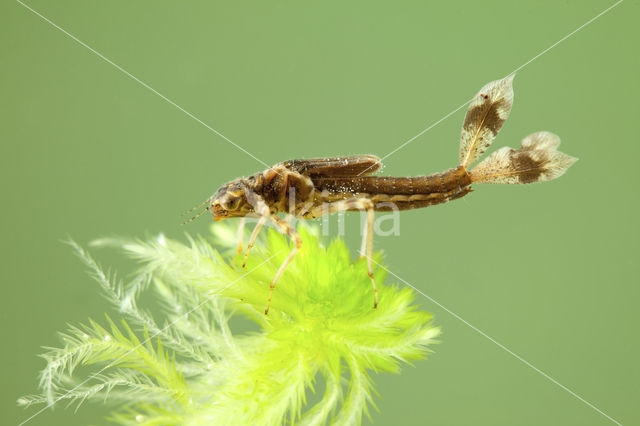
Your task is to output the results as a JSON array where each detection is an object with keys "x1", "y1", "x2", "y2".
[
  {"x1": 313, "y1": 166, "x2": 470, "y2": 195},
  {"x1": 313, "y1": 166, "x2": 472, "y2": 211}
]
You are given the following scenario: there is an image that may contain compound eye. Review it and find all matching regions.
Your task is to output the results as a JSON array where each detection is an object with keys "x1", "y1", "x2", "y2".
[{"x1": 225, "y1": 197, "x2": 241, "y2": 211}]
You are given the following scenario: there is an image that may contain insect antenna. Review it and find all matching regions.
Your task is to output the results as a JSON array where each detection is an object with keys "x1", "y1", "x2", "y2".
[
  {"x1": 181, "y1": 206, "x2": 211, "y2": 225},
  {"x1": 180, "y1": 198, "x2": 211, "y2": 216}
]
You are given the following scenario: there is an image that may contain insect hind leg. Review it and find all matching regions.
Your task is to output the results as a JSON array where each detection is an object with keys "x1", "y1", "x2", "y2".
[{"x1": 311, "y1": 198, "x2": 378, "y2": 309}]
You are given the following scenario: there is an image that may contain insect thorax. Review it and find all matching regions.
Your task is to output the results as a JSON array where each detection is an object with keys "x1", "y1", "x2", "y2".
[{"x1": 257, "y1": 166, "x2": 316, "y2": 215}]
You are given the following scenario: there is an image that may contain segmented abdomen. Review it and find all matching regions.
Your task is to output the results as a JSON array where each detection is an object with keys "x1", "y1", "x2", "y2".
[
  {"x1": 312, "y1": 166, "x2": 472, "y2": 211},
  {"x1": 313, "y1": 166, "x2": 469, "y2": 195}
]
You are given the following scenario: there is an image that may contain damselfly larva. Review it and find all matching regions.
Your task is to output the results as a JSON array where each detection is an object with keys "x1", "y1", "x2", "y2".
[{"x1": 185, "y1": 75, "x2": 577, "y2": 314}]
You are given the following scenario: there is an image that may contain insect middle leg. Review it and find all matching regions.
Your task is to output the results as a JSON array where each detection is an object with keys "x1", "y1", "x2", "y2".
[
  {"x1": 264, "y1": 215, "x2": 302, "y2": 315},
  {"x1": 234, "y1": 204, "x2": 302, "y2": 314},
  {"x1": 311, "y1": 198, "x2": 377, "y2": 309}
]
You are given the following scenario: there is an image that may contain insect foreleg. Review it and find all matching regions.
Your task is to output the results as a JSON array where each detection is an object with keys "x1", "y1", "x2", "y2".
[
  {"x1": 242, "y1": 201, "x2": 270, "y2": 268},
  {"x1": 265, "y1": 215, "x2": 302, "y2": 315},
  {"x1": 236, "y1": 217, "x2": 246, "y2": 255}
]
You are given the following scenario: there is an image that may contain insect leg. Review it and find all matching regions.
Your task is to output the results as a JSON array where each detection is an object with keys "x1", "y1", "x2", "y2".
[
  {"x1": 242, "y1": 214, "x2": 268, "y2": 267},
  {"x1": 359, "y1": 221, "x2": 367, "y2": 258},
  {"x1": 265, "y1": 215, "x2": 302, "y2": 315},
  {"x1": 310, "y1": 198, "x2": 378, "y2": 309},
  {"x1": 241, "y1": 200, "x2": 270, "y2": 267},
  {"x1": 236, "y1": 217, "x2": 246, "y2": 255},
  {"x1": 363, "y1": 202, "x2": 376, "y2": 308}
]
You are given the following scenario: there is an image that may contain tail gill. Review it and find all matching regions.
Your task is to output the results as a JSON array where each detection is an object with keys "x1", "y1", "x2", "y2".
[{"x1": 469, "y1": 131, "x2": 577, "y2": 184}]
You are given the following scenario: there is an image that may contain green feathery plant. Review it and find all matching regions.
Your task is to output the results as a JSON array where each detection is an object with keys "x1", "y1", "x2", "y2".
[{"x1": 20, "y1": 223, "x2": 440, "y2": 425}]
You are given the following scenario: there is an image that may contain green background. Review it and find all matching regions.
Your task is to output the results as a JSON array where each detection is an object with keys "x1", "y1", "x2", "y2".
[{"x1": 2, "y1": 1, "x2": 638, "y2": 425}]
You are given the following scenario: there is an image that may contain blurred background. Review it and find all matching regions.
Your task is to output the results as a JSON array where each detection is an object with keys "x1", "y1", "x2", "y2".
[{"x1": 2, "y1": 1, "x2": 638, "y2": 424}]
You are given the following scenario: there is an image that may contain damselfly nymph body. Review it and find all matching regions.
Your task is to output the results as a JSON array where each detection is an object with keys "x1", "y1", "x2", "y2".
[{"x1": 184, "y1": 75, "x2": 577, "y2": 314}]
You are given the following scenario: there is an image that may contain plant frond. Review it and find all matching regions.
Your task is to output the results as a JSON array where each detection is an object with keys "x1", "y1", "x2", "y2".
[{"x1": 24, "y1": 223, "x2": 441, "y2": 425}]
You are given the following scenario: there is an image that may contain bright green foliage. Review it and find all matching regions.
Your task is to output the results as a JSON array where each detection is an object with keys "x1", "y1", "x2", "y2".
[{"x1": 20, "y1": 224, "x2": 440, "y2": 425}]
